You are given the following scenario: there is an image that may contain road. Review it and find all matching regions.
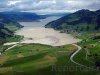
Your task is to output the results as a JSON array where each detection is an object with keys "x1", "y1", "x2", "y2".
[
  {"x1": 0, "y1": 43, "x2": 19, "y2": 56},
  {"x1": 0, "y1": 42, "x2": 93, "y2": 69},
  {"x1": 70, "y1": 44, "x2": 89, "y2": 68}
]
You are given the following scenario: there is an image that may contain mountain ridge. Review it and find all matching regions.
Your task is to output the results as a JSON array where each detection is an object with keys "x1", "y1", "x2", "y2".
[
  {"x1": 0, "y1": 12, "x2": 47, "y2": 22},
  {"x1": 45, "y1": 9, "x2": 100, "y2": 31}
]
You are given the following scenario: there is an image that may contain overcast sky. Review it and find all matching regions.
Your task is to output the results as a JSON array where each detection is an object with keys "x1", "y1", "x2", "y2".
[{"x1": 0, "y1": 0, "x2": 100, "y2": 14}]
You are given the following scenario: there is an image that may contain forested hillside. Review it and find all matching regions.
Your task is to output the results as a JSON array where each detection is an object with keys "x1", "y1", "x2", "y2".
[{"x1": 45, "y1": 9, "x2": 100, "y2": 32}]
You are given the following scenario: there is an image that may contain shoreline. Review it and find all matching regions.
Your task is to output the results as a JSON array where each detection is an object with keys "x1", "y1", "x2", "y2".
[
  {"x1": 4, "y1": 17, "x2": 81, "y2": 46},
  {"x1": 4, "y1": 26, "x2": 81, "y2": 46}
]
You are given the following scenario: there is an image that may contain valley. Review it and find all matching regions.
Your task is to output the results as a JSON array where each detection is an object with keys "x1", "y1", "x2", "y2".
[{"x1": 0, "y1": 10, "x2": 100, "y2": 75}]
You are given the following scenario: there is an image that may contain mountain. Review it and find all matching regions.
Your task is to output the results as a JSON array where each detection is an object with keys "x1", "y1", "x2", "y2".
[
  {"x1": 0, "y1": 23, "x2": 13, "y2": 44},
  {"x1": 0, "y1": 13, "x2": 22, "y2": 28},
  {"x1": 0, "y1": 11, "x2": 49, "y2": 45},
  {"x1": 0, "y1": 12, "x2": 46, "y2": 22},
  {"x1": 45, "y1": 9, "x2": 100, "y2": 31},
  {"x1": 0, "y1": 12, "x2": 25, "y2": 45},
  {"x1": 44, "y1": 13, "x2": 71, "y2": 17},
  {"x1": 0, "y1": 23, "x2": 13, "y2": 37}
]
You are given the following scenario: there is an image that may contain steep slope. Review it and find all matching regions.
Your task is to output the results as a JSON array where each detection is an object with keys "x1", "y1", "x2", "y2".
[
  {"x1": 45, "y1": 9, "x2": 100, "y2": 31},
  {"x1": 0, "y1": 13, "x2": 23, "y2": 29},
  {"x1": 96, "y1": 10, "x2": 100, "y2": 29},
  {"x1": 0, "y1": 23, "x2": 13, "y2": 44}
]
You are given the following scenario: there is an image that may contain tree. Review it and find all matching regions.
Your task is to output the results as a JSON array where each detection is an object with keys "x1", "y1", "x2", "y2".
[
  {"x1": 96, "y1": 14, "x2": 100, "y2": 30},
  {"x1": 95, "y1": 25, "x2": 100, "y2": 30},
  {"x1": 95, "y1": 60, "x2": 100, "y2": 69},
  {"x1": 86, "y1": 26, "x2": 90, "y2": 31},
  {"x1": 75, "y1": 26, "x2": 79, "y2": 31},
  {"x1": 80, "y1": 27, "x2": 84, "y2": 31}
]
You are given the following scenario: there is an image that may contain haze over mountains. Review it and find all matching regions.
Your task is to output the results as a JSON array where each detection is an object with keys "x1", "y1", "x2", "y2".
[
  {"x1": 0, "y1": 12, "x2": 47, "y2": 22},
  {"x1": 45, "y1": 9, "x2": 100, "y2": 31}
]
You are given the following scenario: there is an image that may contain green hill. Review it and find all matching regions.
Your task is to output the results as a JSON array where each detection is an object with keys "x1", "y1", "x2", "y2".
[
  {"x1": 45, "y1": 9, "x2": 100, "y2": 32},
  {"x1": 0, "y1": 23, "x2": 13, "y2": 44},
  {"x1": 0, "y1": 13, "x2": 22, "y2": 28}
]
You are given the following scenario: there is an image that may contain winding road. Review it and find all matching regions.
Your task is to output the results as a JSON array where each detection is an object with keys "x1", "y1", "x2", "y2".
[
  {"x1": 0, "y1": 43, "x2": 19, "y2": 56},
  {"x1": 1, "y1": 41, "x2": 88, "y2": 68},
  {"x1": 1, "y1": 42, "x2": 90, "y2": 69},
  {"x1": 70, "y1": 44, "x2": 89, "y2": 68}
]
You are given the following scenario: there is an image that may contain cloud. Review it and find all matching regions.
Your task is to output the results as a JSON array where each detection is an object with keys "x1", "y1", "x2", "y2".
[
  {"x1": 7, "y1": 1, "x2": 22, "y2": 6},
  {"x1": 0, "y1": 0, "x2": 100, "y2": 14}
]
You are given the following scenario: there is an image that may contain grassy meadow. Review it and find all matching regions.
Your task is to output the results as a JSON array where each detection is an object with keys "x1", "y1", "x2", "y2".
[{"x1": 0, "y1": 32, "x2": 100, "y2": 75}]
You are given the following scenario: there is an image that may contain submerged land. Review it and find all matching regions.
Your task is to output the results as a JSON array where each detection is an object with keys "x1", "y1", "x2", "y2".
[{"x1": 4, "y1": 17, "x2": 81, "y2": 46}]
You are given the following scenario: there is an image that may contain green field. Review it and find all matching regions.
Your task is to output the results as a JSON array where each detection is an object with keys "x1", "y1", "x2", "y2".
[
  {"x1": 5, "y1": 35, "x2": 23, "y2": 42},
  {"x1": 73, "y1": 33, "x2": 100, "y2": 66},
  {"x1": 5, "y1": 24, "x2": 19, "y2": 32},
  {"x1": 0, "y1": 35, "x2": 23, "y2": 54},
  {"x1": 0, "y1": 44, "x2": 78, "y2": 75},
  {"x1": 0, "y1": 32, "x2": 100, "y2": 75}
]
